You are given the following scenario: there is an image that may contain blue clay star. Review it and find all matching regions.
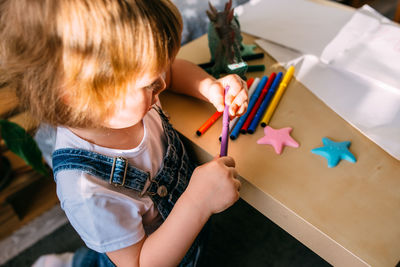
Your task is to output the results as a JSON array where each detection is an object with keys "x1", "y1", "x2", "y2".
[{"x1": 311, "y1": 137, "x2": 356, "y2": 168}]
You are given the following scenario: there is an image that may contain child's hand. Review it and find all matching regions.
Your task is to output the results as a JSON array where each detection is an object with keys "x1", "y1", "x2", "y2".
[
  {"x1": 207, "y1": 74, "x2": 248, "y2": 117},
  {"x1": 183, "y1": 156, "x2": 241, "y2": 217}
]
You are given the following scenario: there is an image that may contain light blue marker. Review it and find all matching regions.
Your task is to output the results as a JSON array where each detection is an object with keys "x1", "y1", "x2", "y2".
[
  {"x1": 230, "y1": 76, "x2": 268, "y2": 140},
  {"x1": 248, "y1": 72, "x2": 283, "y2": 134}
]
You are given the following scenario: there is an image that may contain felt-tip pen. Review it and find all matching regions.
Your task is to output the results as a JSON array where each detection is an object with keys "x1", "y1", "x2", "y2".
[
  {"x1": 220, "y1": 86, "x2": 230, "y2": 157},
  {"x1": 248, "y1": 72, "x2": 283, "y2": 134}
]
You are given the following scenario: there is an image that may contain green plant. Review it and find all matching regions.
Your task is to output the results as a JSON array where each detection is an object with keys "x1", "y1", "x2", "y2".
[{"x1": 0, "y1": 119, "x2": 48, "y2": 191}]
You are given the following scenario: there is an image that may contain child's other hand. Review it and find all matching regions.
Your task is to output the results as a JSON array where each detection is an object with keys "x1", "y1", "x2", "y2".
[
  {"x1": 208, "y1": 74, "x2": 248, "y2": 117},
  {"x1": 183, "y1": 156, "x2": 241, "y2": 217}
]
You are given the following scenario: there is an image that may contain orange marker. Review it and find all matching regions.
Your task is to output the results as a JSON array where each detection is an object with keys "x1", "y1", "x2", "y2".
[
  {"x1": 246, "y1": 77, "x2": 254, "y2": 88},
  {"x1": 196, "y1": 111, "x2": 222, "y2": 136}
]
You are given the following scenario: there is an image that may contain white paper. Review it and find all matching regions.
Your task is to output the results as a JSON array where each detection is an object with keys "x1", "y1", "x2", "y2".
[
  {"x1": 321, "y1": 5, "x2": 400, "y2": 90},
  {"x1": 253, "y1": 5, "x2": 400, "y2": 160},
  {"x1": 294, "y1": 55, "x2": 400, "y2": 160},
  {"x1": 237, "y1": 0, "x2": 354, "y2": 56},
  {"x1": 255, "y1": 39, "x2": 302, "y2": 64}
]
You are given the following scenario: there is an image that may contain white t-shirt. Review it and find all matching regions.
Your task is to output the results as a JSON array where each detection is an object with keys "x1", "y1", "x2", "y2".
[{"x1": 54, "y1": 108, "x2": 166, "y2": 252}]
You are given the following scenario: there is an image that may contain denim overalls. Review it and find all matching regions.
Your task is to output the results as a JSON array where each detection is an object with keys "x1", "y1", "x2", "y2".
[{"x1": 52, "y1": 107, "x2": 203, "y2": 267}]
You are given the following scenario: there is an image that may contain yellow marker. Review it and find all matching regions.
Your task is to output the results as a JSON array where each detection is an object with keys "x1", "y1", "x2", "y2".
[{"x1": 260, "y1": 66, "x2": 295, "y2": 127}]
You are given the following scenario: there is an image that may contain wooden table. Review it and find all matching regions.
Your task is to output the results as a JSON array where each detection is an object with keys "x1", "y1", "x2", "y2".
[{"x1": 159, "y1": 32, "x2": 400, "y2": 267}]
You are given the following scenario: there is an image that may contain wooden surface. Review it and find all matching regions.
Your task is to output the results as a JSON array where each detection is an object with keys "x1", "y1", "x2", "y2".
[{"x1": 160, "y1": 33, "x2": 400, "y2": 267}]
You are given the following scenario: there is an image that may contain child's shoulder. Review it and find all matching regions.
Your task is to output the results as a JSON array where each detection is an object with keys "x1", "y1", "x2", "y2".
[
  {"x1": 53, "y1": 107, "x2": 167, "y2": 188},
  {"x1": 55, "y1": 126, "x2": 92, "y2": 151}
]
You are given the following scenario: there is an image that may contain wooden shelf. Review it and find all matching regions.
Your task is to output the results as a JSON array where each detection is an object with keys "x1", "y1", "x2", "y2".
[
  {"x1": 0, "y1": 169, "x2": 58, "y2": 240},
  {"x1": 0, "y1": 84, "x2": 58, "y2": 240}
]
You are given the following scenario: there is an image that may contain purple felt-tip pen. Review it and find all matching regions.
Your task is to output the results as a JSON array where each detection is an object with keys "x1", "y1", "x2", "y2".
[{"x1": 220, "y1": 86, "x2": 230, "y2": 157}]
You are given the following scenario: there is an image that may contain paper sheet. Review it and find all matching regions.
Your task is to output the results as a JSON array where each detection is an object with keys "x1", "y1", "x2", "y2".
[
  {"x1": 237, "y1": 0, "x2": 354, "y2": 56},
  {"x1": 253, "y1": 5, "x2": 400, "y2": 160},
  {"x1": 321, "y1": 5, "x2": 400, "y2": 90}
]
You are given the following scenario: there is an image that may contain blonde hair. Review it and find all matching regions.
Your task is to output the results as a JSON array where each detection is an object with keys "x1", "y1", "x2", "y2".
[{"x1": 0, "y1": 0, "x2": 182, "y2": 128}]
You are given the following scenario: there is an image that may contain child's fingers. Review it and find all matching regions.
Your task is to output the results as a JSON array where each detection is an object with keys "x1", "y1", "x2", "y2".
[
  {"x1": 217, "y1": 156, "x2": 236, "y2": 168},
  {"x1": 229, "y1": 104, "x2": 238, "y2": 117},
  {"x1": 235, "y1": 101, "x2": 248, "y2": 116},
  {"x1": 231, "y1": 87, "x2": 248, "y2": 106},
  {"x1": 231, "y1": 168, "x2": 239, "y2": 180},
  {"x1": 233, "y1": 178, "x2": 241, "y2": 192},
  {"x1": 227, "y1": 86, "x2": 247, "y2": 106},
  {"x1": 221, "y1": 75, "x2": 247, "y2": 105},
  {"x1": 229, "y1": 89, "x2": 248, "y2": 116},
  {"x1": 208, "y1": 84, "x2": 225, "y2": 112},
  {"x1": 226, "y1": 86, "x2": 240, "y2": 105},
  {"x1": 230, "y1": 168, "x2": 241, "y2": 192},
  {"x1": 208, "y1": 74, "x2": 247, "y2": 113}
]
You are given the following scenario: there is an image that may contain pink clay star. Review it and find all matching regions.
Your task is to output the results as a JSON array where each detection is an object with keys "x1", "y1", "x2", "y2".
[{"x1": 257, "y1": 126, "x2": 299, "y2": 154}]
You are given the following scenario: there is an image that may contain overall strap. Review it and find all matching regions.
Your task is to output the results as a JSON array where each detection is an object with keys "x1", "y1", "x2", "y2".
[{"x1": 52, "y1": 148, "x2": 152, "y2": 196}]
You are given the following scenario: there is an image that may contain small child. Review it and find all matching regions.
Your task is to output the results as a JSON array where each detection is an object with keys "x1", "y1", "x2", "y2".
[{"x1": 0, "y1": 0, "x2": 248, "y2": 266}]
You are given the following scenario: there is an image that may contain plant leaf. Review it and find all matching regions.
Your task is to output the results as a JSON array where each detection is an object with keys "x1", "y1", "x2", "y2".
[{"x1": 0, "y1": 119, "x2": 48, "y2": 175}]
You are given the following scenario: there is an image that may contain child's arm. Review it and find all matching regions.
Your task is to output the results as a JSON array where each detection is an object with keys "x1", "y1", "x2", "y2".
[
  {"x1": 167, "y1": 58, "x2": 248, "y2": 117},
  {"x1": 107, "y1": 156, "x2": 240, "y2": 267}
]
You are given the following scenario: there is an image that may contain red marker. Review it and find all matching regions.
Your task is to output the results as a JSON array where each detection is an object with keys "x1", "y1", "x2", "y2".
[{"x1": 241, "y1": 73, "x2": 276, "y2": 133}]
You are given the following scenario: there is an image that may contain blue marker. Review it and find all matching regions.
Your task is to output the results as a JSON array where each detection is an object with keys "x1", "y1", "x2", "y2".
[
  {"x1": 230, "y1": 76, "x2": 268, "y2": 140},
  {"x1": 247, "y1": 72, "x2": 283, "y2": 134}
]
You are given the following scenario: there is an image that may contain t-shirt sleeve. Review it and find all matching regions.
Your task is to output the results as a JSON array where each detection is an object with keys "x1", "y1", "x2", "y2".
[{"x1": 57, "y1": 171, "x2": 146, "y2": 253}]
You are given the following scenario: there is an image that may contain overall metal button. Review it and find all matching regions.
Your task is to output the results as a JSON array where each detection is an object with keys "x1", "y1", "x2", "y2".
[{"x1": 157, "y1": 185, "x2": 168, "y2": 197}]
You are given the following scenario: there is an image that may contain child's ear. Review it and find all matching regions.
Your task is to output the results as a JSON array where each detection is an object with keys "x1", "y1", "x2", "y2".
[{"x1": 60, "y1": 89, "x2": 72, "y2": 105}]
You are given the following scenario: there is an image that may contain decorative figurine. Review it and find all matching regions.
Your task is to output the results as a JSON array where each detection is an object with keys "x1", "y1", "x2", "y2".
[{"x1": 206, "y1": 0, "x2": 255, "y2": 79}]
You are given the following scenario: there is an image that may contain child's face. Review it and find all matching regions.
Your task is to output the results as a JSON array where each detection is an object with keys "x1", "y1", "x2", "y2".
[{"x1": 102, "y1": 72, "x2": 167, "y2": 129}]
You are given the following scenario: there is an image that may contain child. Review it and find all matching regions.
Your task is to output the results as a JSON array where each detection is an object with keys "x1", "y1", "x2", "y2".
[{"x1": 0, "y1": 0, "x2": 248, "y2": 266}]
